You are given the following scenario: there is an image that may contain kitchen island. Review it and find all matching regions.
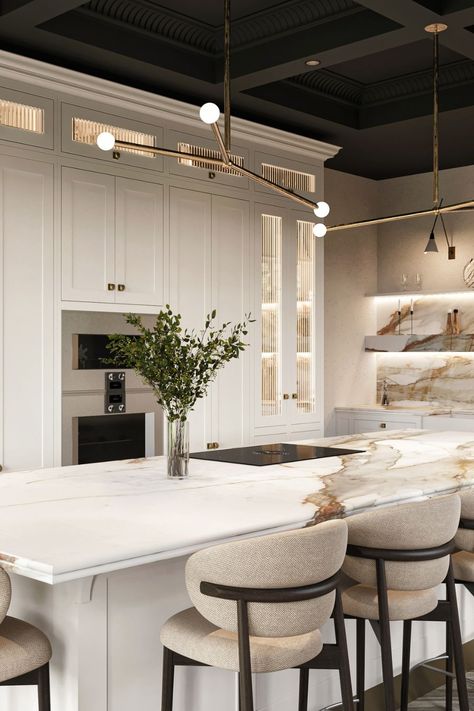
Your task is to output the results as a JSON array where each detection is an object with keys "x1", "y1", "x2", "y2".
[{"x1": 2, "y1": 429, "x2": 474, "y2": 711}]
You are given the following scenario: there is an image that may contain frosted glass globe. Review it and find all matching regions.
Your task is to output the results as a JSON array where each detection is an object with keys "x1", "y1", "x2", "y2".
[
  {"x1": 199, "y1": 103, "x2": 220, "y2": 125},
  {"x1": 313, "y1": 201, "x2": 330, "y2": 218},
  {"x1": 312, "y1": 223, "x2": 327, "y2": 238},
  {"x1": 97, "y1": 132, "x2": 116, "y2": 151}
]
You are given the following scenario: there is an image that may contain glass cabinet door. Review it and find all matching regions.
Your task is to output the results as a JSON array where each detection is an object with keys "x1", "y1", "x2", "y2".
[
  {"x1": 296, "y1": 220, "x2": 316, "y2": 415},
  {"x1": 261, "y1": 213, "x2": 283, "y2": 418}
]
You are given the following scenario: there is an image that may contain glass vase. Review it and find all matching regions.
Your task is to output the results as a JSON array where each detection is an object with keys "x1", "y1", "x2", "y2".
[{"x1": 167, "y1": 418, "x2": 189, "y2": 479}]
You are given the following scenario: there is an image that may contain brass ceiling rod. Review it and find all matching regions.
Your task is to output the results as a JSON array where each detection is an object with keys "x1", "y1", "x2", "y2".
[
  {"x1": 97, "y1": 0, "x2": 331, "y2": 233},
  {"x1": 327, "y1": 22, "x2": 473, "y2": 240}
]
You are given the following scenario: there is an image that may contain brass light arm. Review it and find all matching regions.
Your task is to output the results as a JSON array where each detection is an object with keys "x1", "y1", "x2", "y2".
[
  {"x1": 211, "y1": 122, "x2": 231, "y2": 164},
  {"x1": 326, "y1": 200, "x2": 474, "y2": 233}
]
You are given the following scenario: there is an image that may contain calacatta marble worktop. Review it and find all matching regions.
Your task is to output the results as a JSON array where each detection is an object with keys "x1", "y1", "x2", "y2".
[{"x1": 1, "y1": 430, "x2": 474, "y2": 585}]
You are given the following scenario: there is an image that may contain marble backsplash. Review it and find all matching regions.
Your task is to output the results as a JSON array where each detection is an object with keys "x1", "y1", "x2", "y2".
[{"x1": 375, "y1": 295, "x2": 474, "y2": 405}]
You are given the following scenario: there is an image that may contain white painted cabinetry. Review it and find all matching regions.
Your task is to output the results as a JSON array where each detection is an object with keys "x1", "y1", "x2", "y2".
[
  {"x1": 62, "y1": 167, "x2": 165, "y2": 306},
  {"x1": 254, "y1": 204, "x2": 323, "y2": 443},
  {"x1": 335, "y1": 408, "x2": 423, "y2": 435},
  {"x1": 169, "y1": 186, "x2": 250, "y2": 451},
  {"x1": 0, "y1": 155, "x2": 54, "y2": 471}
]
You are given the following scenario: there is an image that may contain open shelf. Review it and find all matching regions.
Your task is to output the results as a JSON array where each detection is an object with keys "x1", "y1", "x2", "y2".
[
  {"x1": 366, "y1": 288, "x2": 474, "y2": 298},
  {"x1": 365, "y1": 334, "x2": 474, "y2": 353}
]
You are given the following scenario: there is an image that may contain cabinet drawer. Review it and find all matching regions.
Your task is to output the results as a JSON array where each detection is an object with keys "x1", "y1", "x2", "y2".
[
  {"x1": 423, "y1": 416, "x2": 474, "y2": 432},
  {"x1": 351, "y1": 416, "x2": 422, "y2": 434}
]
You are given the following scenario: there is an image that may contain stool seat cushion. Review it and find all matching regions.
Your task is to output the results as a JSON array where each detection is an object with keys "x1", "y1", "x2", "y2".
[
  {"x1": 160, "y1": 607, "x2": 323, "y2": 673},
  {"x1": 0, "y1": 616, "x2": 52, "y2": 683},
  {"x1": 452, "y1": 550, "x2": 474, "y2": 582},
  {"x1": 342, "y1": 584, "x2": 438, "y2": 621}
]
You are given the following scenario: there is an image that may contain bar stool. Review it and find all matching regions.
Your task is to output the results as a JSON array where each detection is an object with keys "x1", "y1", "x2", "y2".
[
  {"x1": 0, "y1": 567, "x2": 52, "y2": 710},
  {"x1": 340, "y1": 494, "x2": 468, "y2": 711},
  {"x1": 452, "y1": 488, "x2": 474, "y2": 597},
  {"x1": 160, "y1": 519, "x2": 354, "y2": 711}
]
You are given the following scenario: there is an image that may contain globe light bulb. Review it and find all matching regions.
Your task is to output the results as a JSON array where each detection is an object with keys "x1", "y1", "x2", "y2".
[
  {"x1": 97, "y1": 132, "x2": 116, "y2": 151},
  {"x1": 313, "y1": 201, "x2": 330, "y2": 218},
  {"x1": 199, "y1": 103, "x2": 220, "y2": 125},
  {"x1": 312, "y1": 223, "x2": 327, "y2": 238}
]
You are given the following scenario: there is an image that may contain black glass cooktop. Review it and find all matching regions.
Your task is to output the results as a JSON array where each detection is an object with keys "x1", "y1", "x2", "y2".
[{"x1": 190, "y1": 443, "x2": 364, "y2": 467}]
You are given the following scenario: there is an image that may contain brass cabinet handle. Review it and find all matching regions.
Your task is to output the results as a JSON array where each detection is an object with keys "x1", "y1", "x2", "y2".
[
  {"x1": 292, "y1": 393, "x2": 298, "y2": 399},
  {"x1": 206, "y1": 442, "x2": 219, "y2": 450},
  {"x1": 283, "y1": 393, "x2": 290, "y2": 400},
  {"x1": 0, "y1": 464, "x2": 2, "y2": 472},
  {"x1": 380, "y1": 422, "x2": 387, "y2": 429},
  {"x1": 107, "y1": 283, "x2": 116, "y2": 291},
  {"x1": 117, "y1": 284, "x2": 125, "y2": 292}
]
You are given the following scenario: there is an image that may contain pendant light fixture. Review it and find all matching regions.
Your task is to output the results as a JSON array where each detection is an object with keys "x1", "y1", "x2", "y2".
[
  {"x1": 325, "y1": 23, "x2": 472, "y2": 254},
  {"x1": 95, "y1": 0, "x2": 329, "y2": 235}
]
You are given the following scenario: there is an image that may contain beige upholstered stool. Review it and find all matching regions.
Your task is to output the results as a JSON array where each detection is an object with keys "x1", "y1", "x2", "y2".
[
  {"x1": 341, "y1": 494, "x2": 468, "y2": 711},
  {"x1": 0, "y1": 567, "x2": 52, "y2": 710},
  {"x1": 160, "y1": 519, "x2": 354, "y2": 711},
  {"x1": 453, "y1": 488, "x2": 474, "y2": 589}
]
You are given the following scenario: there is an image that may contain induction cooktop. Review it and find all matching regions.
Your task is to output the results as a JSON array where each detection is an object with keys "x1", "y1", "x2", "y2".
[{"x1": 189, "y1": 443, "x2": 364, "y2": 467}]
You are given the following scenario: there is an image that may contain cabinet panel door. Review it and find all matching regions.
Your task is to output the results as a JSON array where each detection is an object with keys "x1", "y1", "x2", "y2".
[
  {"x1": 169, "y1": 187, "x2": 212, "y2": 451},
  {"x1": 115, "y1": 178, "x2": 165, "y2": 306},
  {"x1": 62, "y1": 167, "x2": 115, "y2": 303},
  {"x1": 211, "y1": 195, "x2": 250, "y2": 448},
  {"x1": 0, "y1": 156, "x2": 54, "y2": 471}
]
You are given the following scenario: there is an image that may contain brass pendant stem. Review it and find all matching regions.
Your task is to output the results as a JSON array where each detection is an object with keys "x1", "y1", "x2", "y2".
[
  {"x1": 433, "y1": 30, "x2": 439, "y2": 207},
  {"x1": 224, "y1": 0, "x2": 231, "y2": 152}
]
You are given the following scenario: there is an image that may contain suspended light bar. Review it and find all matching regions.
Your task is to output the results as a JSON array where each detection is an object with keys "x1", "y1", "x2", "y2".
[{"x1": 96, "y1": 0, "x2": 329, "y2": 235}]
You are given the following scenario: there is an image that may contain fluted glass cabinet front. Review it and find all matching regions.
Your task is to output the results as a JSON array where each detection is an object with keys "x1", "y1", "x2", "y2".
[{"x1": 257, "y1": 207, "x2": 322, "y2": 435}]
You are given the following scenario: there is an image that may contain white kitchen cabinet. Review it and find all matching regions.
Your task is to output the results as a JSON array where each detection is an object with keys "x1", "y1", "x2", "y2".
[
  {"x1": 335, "y1": 408, "x2": 423, "y2": 436},
  {"x1": 423, "y1": 415, "x2": 474, "y2": 432},
  {"x1": 255, "y1": 203, "x2": 323, "y2": 441},
  {"x1": 0, "y1": 154, "x2": 54, "y2": 471},
  {"x1": 169, "y1": 186, "x2": 250, "y2": 451},
  {"x1": 62, "y1": 167, "x2": 165, "y2": 307}
]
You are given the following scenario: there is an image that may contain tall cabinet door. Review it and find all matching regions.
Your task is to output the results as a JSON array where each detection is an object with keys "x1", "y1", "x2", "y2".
[
  {"x1": 115, "y1": 178, "x2": 165, "y2": 307},
  {"x1": 62, "y1": 167, "x2": 115, "y2": 303},
  {"x1": 211, "y1": 196, "x2": 250, "y2": 448},
  {"x1": 0, "y1": 155, "x2": 54, "y2": 471},
  {"x1": 169, "y1": 186, "x2": 212, "y2": 451}
]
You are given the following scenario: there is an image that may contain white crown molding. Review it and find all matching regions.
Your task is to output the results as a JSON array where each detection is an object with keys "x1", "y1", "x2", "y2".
[{"x1": 0, "y1": 50, "x2": 341, "y2": 162}]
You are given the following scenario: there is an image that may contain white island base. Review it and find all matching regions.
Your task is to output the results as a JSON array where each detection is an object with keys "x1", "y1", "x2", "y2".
[{"x1": 2, "y1": 430, "x2": 474, "y2": 710}]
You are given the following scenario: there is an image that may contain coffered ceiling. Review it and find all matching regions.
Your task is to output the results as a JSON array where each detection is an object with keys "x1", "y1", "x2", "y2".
[{"x1": 1, "y1": 0, "x2": 474, "y2": 178}]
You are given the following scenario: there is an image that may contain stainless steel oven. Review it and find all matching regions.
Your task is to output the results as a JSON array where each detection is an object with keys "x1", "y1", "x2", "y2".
[{"x1": 62, "y1": 311, "x2": 163, "y2": 466}]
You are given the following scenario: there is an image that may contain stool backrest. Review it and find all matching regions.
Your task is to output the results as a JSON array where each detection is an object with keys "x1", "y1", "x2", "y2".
[
  {"x1": 186, "y1": 519, "x2": 347, "y2": 638},
  {"x1": 0, "y1": 568, "x2": 11, "y2": 624},
  {"x1": 455, "y1": 488, "x2": 474, "y2": 553},
  {"x1": 343, "y1": 494, "x2": 460, "y2": 591}
]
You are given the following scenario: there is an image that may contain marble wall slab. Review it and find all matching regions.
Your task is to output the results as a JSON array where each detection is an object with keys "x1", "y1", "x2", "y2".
[
  {"x1": 374, "y1": 295, "x2": 474, "y2": 404},
  {"x1": 376, "y1": 353, "x2": 474, "y2": 405}
]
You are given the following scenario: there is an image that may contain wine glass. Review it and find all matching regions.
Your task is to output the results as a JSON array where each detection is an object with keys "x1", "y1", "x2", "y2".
[{"x1": 400, "y1": 273, "x2": 408, "y2": 291}]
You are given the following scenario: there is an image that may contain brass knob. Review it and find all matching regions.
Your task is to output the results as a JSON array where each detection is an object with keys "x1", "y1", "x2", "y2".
[
  {"x1": 206, "y1": 442, "x2": 219, "y2": 450},
  {"x1": 380, "y1": 423, "x2": 386, "y2": 429},
  {"x1": 117, "y1": 284, "x2": 125, "y2": 292},
  {"x1": 0, "y1": 464, "x2": 2, "y2": 472},
  {"x1": 283, "y1": 393, "x2": 290, "y2": 400},
  {"x1": 107, "y1": 283, "x2": 116, "y2": 291},
  {"x1": 292, "y1": 393, "x2": 298, "y2": 399}
]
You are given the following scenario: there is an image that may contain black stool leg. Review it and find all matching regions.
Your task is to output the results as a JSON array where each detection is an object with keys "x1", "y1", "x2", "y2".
[
  {"x1": 356, "y1": 618, "x2": 365, "y2": 711},
  {"x1": 298, "y1": 667, "x2": 309, "y2": 711},
  {"x1": 161, "y1": 647, "x2": 175, "y2": 711},
  {"x1": 446, "y1": 564, "x2": 469, "y2": 711},
  {"x1": 237, "y1": 600, "x2": 254, "y2": 711},
  {"x1": 400, "y1": 620, "x2": 411, "y2": 711},
  {"x1": 334, "y1": 590, "x2": 354, "y2": 711},
  {"x1": 37, "y1": 663, "x2": 50, "y2": 711},
  {"x1": 376, "y1": 559, "x2": 396, "y2": 711},
  {"x1": 446, "y1": 616, "x2": 453, "y2": 711}
]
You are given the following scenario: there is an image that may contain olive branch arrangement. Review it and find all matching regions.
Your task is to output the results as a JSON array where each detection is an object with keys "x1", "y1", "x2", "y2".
[{"x1": 107, "y1": 308, "x2": 254, "y2": 423}]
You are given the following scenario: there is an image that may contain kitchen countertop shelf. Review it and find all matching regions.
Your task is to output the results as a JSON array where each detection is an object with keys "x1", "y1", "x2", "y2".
[{"x1": 365, "y1": 333, "x2": 474, "y2": 352}]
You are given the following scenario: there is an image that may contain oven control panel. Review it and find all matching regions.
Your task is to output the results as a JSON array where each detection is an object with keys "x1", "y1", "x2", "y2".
[{"x1": 105, "y1": 372, "x2": 126, "y2": 413}]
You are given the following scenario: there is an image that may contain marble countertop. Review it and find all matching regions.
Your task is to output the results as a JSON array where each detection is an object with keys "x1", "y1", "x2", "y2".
[
  {"x1": 336, "y1": 404, "x2": 474, "y2": 416},
  {"x1": 1, "y1": 430, "x2": 474, "y2": 585}
]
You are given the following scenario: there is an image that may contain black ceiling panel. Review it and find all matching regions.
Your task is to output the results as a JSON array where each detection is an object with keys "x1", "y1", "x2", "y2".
[{"x1": 0, "y1": 0, "x2": 473, "y2": 178}]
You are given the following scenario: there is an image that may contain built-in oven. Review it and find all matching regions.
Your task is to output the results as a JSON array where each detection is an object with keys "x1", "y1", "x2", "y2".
[{"x1": 62, "y1": 311, "x2": 163, "y2": 466}]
